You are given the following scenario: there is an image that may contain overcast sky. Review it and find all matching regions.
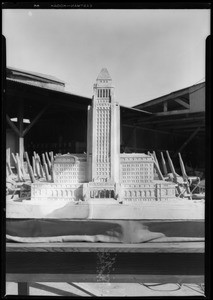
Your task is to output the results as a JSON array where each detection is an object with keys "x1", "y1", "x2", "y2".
[{"x1": 2, "y1": 9, "x2": 210, "y2": 107}]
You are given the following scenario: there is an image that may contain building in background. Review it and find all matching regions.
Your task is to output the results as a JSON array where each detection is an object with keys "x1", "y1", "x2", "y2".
[
  {"x1": 5, "y1": 67, "x2": 205, "y2": 175},
  {"x1": 122, "y1": 82, "x2": 205, "y2": 173}
]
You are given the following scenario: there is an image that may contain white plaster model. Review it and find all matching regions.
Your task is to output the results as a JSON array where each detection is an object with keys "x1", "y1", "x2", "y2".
[{"x1": 31, "y1": 68, "x2": 178, "y2": 203}]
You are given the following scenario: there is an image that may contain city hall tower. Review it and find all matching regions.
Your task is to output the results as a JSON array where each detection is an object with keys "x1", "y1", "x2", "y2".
[{"x1": 87, "y1": 68, "x2": 120, "y2": 183}]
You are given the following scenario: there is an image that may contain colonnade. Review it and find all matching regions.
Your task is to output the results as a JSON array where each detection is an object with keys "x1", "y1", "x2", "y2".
[{"x1": 89, "y1": 189, "x2": 114, "y2": 198}]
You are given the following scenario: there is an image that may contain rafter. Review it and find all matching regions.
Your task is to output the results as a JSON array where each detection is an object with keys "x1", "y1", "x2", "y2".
[{"x1": 174, "y1": 98, "x2": 190, "y2": 109}]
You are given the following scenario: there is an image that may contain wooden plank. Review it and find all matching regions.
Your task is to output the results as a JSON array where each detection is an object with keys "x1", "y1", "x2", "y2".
[
  {"x1": 136, "y1": 113, "x2": 204, "y2": 125},
  {"x1": 6, "y1": 252, "x2": 204, "y2": 276},
  {"x1": 6, "y1": 242, "x2": 205, "y2": 253},
  {"x1": 6, "y1": 273, "x2": 204, "y2": 284}
]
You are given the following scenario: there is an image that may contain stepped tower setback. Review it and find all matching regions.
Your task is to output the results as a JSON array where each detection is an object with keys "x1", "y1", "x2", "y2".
[{"x1": 87, "y1": 68, "x2": 120, "y2": 183}]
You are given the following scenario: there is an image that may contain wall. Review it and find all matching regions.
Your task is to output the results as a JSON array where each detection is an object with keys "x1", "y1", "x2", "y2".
[{"x1": 189, "y1": 85, "x2": 205, "y2": 112}]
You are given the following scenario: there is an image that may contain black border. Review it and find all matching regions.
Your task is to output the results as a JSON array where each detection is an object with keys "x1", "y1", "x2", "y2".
[{"x1": 1, "y1": 2, "x2": 211, "y2": 299}]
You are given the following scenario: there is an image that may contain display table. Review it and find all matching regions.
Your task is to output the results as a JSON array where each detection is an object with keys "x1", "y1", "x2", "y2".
[{"x1": 6, "y1": 242, "x2": 204, "y2": 295}]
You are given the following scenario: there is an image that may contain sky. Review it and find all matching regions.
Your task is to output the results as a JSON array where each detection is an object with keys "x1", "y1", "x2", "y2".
[{"x1": 2, "y1": 9, "x2": 210, "y2": 107}]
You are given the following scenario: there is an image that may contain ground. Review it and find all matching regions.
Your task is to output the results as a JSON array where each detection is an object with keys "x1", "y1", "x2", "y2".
[{"x1": 6, "y1": 282, "x2": 204, "y2": 297}]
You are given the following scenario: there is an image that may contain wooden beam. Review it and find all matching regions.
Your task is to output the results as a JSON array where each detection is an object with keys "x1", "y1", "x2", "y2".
[
  {"x1": 18, "y1": 99, "x2": 24, "y2": 136},
  {"x1": 155, "y1": 109, "x2": 190, "y2": 116},
  {"x1": 136, "y1": 116, "x2": 204, "y2": 125},
  {"x1": 163, "y1": 101, "x2": 168, "y2": 112},
  {"x1": 122, "y1": 124, "x2": 187, "y2": 137},
  {"x1": 174, "y1": 98, "x2": 190, "y2": 109},
  {"x1": 174, "y1": 127, "x2": 201, "y2": 156},
  {"x1": 7, "y1": 274, "x2": 204, "y2": 285},
  {"x1": 18, "y1": 99, "x2": 25, "y2": 169},
  {"x1": 23, "y1": 104, "x2": 49, "y2": 136},
  {"x1": 6, "y1": 241, "x2": 204, "y2": 253},
  {"x1": 6, "y1": 114, "x2": 20, "y2": 136}
]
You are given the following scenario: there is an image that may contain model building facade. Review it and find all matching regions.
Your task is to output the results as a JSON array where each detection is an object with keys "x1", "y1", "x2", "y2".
[
  {"x1": 31, "y1": 68, "x2": 176, "y2": 202},
  {"x1": 87, "y1": 68, "x2": 120, "y2": 183}
]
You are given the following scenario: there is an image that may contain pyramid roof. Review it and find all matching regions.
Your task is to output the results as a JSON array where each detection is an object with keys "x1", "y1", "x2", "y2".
[{"x1": 97, "y1": 68, "x2": 112, "y2": 80}]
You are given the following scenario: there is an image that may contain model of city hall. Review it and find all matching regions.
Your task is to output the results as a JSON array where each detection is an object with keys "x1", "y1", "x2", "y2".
[{"x1": 31, "y1": 68, "x2": 176, "y2": 203}]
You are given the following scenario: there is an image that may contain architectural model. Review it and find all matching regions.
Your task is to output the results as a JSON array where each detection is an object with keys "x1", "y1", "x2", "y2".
[{"x1": 31, "y1": 68, "x2": 177, "y2": 203}]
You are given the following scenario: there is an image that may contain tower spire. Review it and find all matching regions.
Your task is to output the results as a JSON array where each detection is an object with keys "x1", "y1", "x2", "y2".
[
  {"x1": 97, "y1": 68, "x2": 112, "y2": 80},
  {"x1": 87, "y1": 68, "x2": 120, "y2": 183}
]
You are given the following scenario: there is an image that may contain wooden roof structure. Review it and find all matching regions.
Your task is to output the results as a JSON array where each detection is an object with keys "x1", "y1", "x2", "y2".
[
  {"x1": 5, "y1": 67, "x2": 151, "y2": 162},
  {"x1": 126, "y1": 82, "x2": 206, "y2": 142},
  {"x1": 5, "y1": 66, "x2": 205, "y2": 170}
]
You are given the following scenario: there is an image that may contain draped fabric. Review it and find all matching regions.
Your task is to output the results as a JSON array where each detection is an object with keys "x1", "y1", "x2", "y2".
[{"x1": 6, "y1": 219, "x2": 204, "y2": 243}]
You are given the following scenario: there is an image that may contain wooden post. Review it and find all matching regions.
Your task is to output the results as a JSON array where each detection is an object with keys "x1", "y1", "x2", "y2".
[
  {"x1": 6, "y1": 163, "x2": 9, "y2": 178},
  {"x1": 6, "y1": 148, "x2": 13, "y2": 175},
  {"x1": 163, "y1": 101, "x2": 168, "y2": 112},
  {"x1": 160, "y1": 152, "x2": 168, "y2": 176},
  {"x1": 35, "y1": 158, "x2": 41, "y2": 178},
  {"x1": 6, "y1": 114, "x2": 20, "y2": 136},
  {"x1": 174, "y1": 127, "x2": 200, "y2": 156},
  {"x1": 25, "y1": 152, "x2": 35, "y2": 183},
  {"x1": 16, "y1": 153, "x2": 26, "y2": 179},
  {"x1": 23, "y1": 104, "x2": 50, "y2": 137},
  {"x1": 153, "y1": 151, "x2": 160, "y2": 168},
  {"x1": 15, "y1": 153, "x2": 24, "y2": 182},
  {"x1": 178, "y1": 152, "x2": 192, "y2": 199},
  {"x1": 45, "y1": 152, "x2": 52, "y2": 173},
  {"x1": 49, "y1": 151, "x2": 54, "y2": 182},
  {"x1": 34, "y1": 152, "x2": 41, "y2": 178},
  {"x1": 166, "y1": 151, "x2": 177, "y2": 177},
  {"x1": 18, "y1": 99, "x2": 25, "y2": 172},
  {"x1": 166, "y1": 151, "x2": 182, "y2": 195},
  {"x1": 42, "y1": 153, "x2": 50, "y2": 181},
  {"x1": 153, "y1": 161, "x2": 164, "y2": 180},
  {"x1": 11, "y1": 153, "x2": 17, "y2": 165},
  {"x1": 178, "y1": 152, "x2": 188, "y2": 180},
  {"x1": 37, "y1": 154, "x2": 45, "y2": 178},
  {"x1": 32, "y1": 156, "x2": 36, "y2": 176}
]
